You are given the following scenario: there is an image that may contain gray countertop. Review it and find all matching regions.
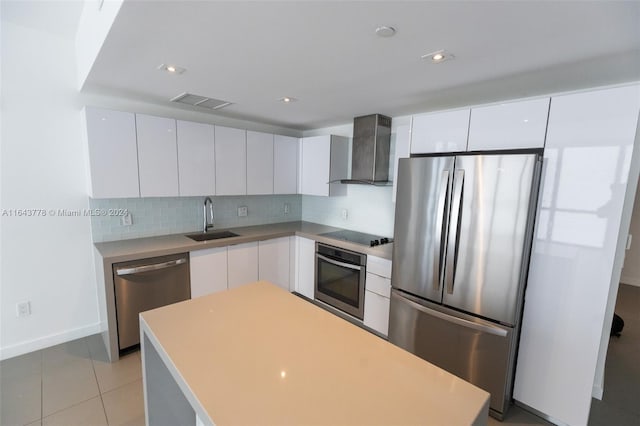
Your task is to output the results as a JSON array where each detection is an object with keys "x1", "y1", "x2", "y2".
[{"x1": 94, "y1": 221, "x2": 393, "y2": 264}]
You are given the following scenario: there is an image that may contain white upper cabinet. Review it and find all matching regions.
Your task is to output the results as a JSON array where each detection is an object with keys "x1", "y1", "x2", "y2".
[
  {"x1": 136, "y1": 114, "x2": 179, "y2": 197},
  {"x1": 300, "y1": 135, "x2": 348, "y2": 196},
  {"x1": 410, "y1": 109, "x2": 470, "y2": 154},
  {"x1": 176, "y1": 120, "x2": 215, "y2": 196},
  {"x1": 274, "y1": 135, "x2": 299, "y2": 194},
  {"x1": 468, "y1": 98, "x2": 550, "y2": 151},
  {"x1": 258, "y1": 237, "x2": 290, "y2": 291},
  {"x1": 392, "y1": 123, "x2": 411, "y2": 203},
  {"x1": 84, "y1": 107, "x2": 140, "y2": 198},
  {"x1": 227, "y1": 242, "x2": 259, "y2": 289},
  {"x1": 215, "y1": 126, "x2": 247, "y2": 195},
  {"x1": 246, "y1": 131, "x2": 274, "y2": 195}
]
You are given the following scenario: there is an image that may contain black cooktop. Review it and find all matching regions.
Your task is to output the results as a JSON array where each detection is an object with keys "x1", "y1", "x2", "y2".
[{"x1": 320, "y1": 230, "x2": 393, "y2": 247}]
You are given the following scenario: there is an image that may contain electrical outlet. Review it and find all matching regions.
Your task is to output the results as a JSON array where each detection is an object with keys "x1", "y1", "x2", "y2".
[
  {"x1": 16, "y1": 301, "x2": 31, "y2": 317},
  {"x1": 121, "y1": 212, "x2": 133, "y2": 226},
  {"x1": 238, "y1": 206, "x2": 248, "y2": 217},
  {"x1": 284, "y1": 203, "x2": 290, "y2": 215},
  {"x1": 341, "y1": 209, "x2": 348, "y2": 220}
]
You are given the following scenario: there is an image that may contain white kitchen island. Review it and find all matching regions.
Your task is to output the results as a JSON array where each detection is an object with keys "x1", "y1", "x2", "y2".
[{"x1": 140, "y1": 281, "x2": 489, "y2": 425}]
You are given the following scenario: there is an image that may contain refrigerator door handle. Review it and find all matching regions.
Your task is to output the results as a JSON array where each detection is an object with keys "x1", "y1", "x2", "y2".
[
  {"x1": 392, "y1": 291, "x2": 508, "y2": 337},
  {"x1": 446, "y1": 169, "x2": 464, "y2": 295},
  {"x1": 433, "y1": 169, "x2": 450, "y2": 292}
]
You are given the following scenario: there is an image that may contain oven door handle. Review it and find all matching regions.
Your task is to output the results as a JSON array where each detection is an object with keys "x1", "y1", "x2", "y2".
[{"x1": 316, "y1": 254, "x2": 363, "y2": 271}]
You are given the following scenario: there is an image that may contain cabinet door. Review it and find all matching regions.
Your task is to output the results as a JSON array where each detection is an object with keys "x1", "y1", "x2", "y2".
[
  {"x1": 363, "y1": 290, "x2": 390, "y2": 336},
  {"x1": 295, "y1": 237, "x2": 316, "y2": 298},
  {"x1": 300, "y1": 136, "x2": 331, "y2": 196},
  {"x1": 411, "y1": 109, "x2": 470, "y2": 154},
  {"x1": 84, "y1": 107, "x2": 140, "y2": 198},
  {"x1": 392, "y1": 123, "x2": 411, "y2": 203},
  {"x1": 215, "y1": 126, "x2": 247, "y2": 195},
  {"x1": 328, "y1": 136, "x2": 348, "y2": 196},
  {"x1": 227, "y1": 242, "x2": 258, "y2": 289},
  {"x1": 246, "y1": 131, "x2": 274, "y2": 195},
  {"x1": 274, "y1": 135, "x2": 299, "y2": 194},
  {"x1": 514, "y1": 85, "x2": 640, "y2": 426},
  {"x1": 177, "y1": 120, "x2": 215, "y2": 196},
  {"x1": 258, "y1": 237, "x2": 290, "y2": 290},
  {"x1": 190, "y1": 247, "x2": 228, "y2": 298},
  {"x1": 136, "y1": 114, "x2": 179, "y2": 197},
  {"x1": 468, "y1": 98, "x2": 550, "y2": 151}
]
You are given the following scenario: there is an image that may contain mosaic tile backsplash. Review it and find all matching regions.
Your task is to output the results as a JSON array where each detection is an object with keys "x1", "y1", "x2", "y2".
[{"x1": 89, "y1": 195, "x2": 302, "y2": 242}]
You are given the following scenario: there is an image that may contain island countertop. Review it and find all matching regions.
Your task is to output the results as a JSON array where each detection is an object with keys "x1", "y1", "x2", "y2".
[{"x1": 140, "y1": 281, "x2": 490, "y2": 426}]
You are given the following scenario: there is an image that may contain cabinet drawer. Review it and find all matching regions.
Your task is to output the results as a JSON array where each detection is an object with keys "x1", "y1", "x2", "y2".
[
  {"x1": 364, "y1": 290, "x2": 390, "y2": 337},
  {"x1": 367, "y1": 256, "x2": 392, "y2": 279},
  {"x1": 366, "y1": 272, "x2": 391, "y2": 298}
]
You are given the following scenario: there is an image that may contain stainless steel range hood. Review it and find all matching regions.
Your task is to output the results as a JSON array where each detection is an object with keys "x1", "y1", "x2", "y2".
[{"x1": 341, "y1": 114, "x2": 392, "y2": 185}]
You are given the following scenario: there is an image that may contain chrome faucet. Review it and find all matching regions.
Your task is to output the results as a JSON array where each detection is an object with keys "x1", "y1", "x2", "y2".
[{"x1": 203, "y1": 197, "x2": 214, "y2": 233}]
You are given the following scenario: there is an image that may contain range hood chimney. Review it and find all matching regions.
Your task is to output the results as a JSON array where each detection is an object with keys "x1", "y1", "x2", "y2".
[{"x1": 341, "y1": 114, "x2": 392, "y2": 185}]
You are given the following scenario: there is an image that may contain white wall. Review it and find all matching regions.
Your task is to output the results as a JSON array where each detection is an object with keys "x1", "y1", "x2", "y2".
[
  {"x1": 0, "y1": 19, "x2": 99, "y2": 359},
  {"x1": 620, "y1": 180, "x2": 640, "y2": 287},
  {"x1": 0, "y1": 6, "x2": 303, "y2": 360}
]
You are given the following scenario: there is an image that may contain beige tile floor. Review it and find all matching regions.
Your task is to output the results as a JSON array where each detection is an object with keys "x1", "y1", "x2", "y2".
[
  {"x1": 1, "y1": 285, "x2": 638, "y2": 426},
  {"x1": 0, "y1": 334, "x2": 143, "y2": 426}
]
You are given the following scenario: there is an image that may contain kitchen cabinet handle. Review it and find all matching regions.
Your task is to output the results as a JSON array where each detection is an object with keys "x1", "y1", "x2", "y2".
[
  {"x1": 433, "y1": 169, "x2": 450, "y2": 293},
  {"x1": 392, "y1": 290, "x2": 508, "y2": 337},
  {"x1": 446, "y1": 169, "x2": 464, "y2": 295},
  {"x1": 116, "y1": 258, "x2": 187, "y2": 276},
  {"x1": 316, "y1": 254, "x2": 363, "y2": 272}
]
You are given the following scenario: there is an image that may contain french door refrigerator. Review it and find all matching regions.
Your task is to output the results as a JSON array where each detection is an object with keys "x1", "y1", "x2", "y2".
[{"x1": 388, "y1": 151, "x2": 542, "y2": 419}]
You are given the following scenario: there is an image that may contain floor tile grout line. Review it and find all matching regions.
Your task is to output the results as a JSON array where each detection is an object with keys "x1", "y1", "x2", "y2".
[
  {"x1": 40, "y1": 394, "x2": 104, "y2": 422},
  {"x1": 86, "y1": 338, "x2": 109, "y2": 424},
  {"x1": 40, "y1": 338, "x2": 100, "y2": 421}
]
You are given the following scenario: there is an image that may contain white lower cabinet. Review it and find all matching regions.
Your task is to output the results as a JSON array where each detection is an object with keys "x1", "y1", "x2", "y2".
[
  {"x1": 258, "y1": 237, "x2": 290, "y2": 291},
  {"x1": 190, "y1": 247, "x2": 228, "y2": 298},
  {"x1": 364, "y1": 256, "x2": 392, "y2": 337},
  {"x1": 363, "y1": 289, "x2": 390, "y2": 337},
  {"x1": 294, "y1": 236, "x2": 316, "y2": 299},
  {"x1": 227, "y1": 242, "x2": 259, "y2": 289}
]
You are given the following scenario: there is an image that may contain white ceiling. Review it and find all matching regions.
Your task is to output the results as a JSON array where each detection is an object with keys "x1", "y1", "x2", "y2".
[{"x1": 83, "y1": 1, "x2": 640, "y2": 130}]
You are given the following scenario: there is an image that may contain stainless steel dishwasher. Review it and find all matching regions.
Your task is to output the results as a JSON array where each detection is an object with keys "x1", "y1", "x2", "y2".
[{"x1": 113, "y1": 253, "x2": 190, "y2": 352}]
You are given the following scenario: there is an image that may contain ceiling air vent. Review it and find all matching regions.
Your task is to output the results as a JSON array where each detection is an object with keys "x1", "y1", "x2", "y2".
[{"x1": 170, "y1": 92, "x2": 232, "y2": 110}]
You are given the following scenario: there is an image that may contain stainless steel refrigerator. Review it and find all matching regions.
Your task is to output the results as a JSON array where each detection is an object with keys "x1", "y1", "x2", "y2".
[{"x1": 388, "y1": 152, "x2": 542, "y2": 419}]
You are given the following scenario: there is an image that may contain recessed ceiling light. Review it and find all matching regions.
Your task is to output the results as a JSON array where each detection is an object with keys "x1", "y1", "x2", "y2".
[
  {"x1": 421, "y1": 50, "x2": 455, "y2": 64},
  {"x1": 375, "y1": 26, "x2": 396, "y2": 38},
  {"x1": 279, "y1": 97, "x2": 297, "y2": 103},
  {"x1": 157, "y1": 63, "x2": 186, "y2": 74}
]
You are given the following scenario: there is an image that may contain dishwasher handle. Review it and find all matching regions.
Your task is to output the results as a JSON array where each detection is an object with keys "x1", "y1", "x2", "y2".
[{"x1": 116, "y1": 258, "x2": 187, "y2": 276}]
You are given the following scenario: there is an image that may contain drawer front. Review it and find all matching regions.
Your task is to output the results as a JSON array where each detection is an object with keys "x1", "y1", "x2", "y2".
[
  {"x1": 366, "y1": 272, "x2": 391, "y2": 298},
  {"x1": 364, "y1": 290, "x2": 390, "y2": 336},
  {"x1": 367, "y1": 255, "x2": 392, "y2": 279}
]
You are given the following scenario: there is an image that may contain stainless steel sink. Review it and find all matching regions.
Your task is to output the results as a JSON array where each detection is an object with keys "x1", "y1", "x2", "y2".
[{"x1": 186, "y1": 231, "x2": 239, "y2": 242}]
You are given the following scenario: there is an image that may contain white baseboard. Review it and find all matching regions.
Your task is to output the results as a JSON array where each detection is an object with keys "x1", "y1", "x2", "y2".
[
  {"x1": 0, "y1": 322, "x2": 102, "y2": 361},
  {"x1": 620, "y1": 276, "x2": 640, "y2": 287}
]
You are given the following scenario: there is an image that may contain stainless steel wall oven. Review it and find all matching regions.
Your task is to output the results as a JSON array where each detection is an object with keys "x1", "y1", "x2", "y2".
[{"x1": 315, "y1": 242, "x2": 366, "y2": 320}]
